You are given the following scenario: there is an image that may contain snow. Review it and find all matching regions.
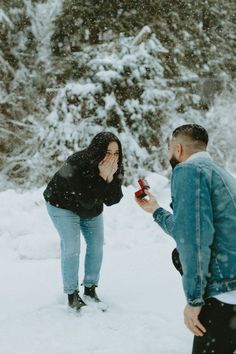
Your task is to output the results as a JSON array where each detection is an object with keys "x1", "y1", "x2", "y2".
[
  {"x1": 27, "y1": 0, "x2": 63, "y2": 68},
  {"x1": 95, "y1": 70, "x2": 122, "y2": 84},
  {"x1": 0, "y1": 9, "x2": 13, "y2": 27},
  {"x1": 0, "y1": 173, "x2": 192, "y2": 354},
  {"x1": 66, "y1": 83, "x2": 102, "y2": 97}
]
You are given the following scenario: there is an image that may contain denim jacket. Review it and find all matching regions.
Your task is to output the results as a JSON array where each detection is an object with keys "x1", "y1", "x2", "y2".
[{"x1": 153, "y1": 152, "x2": 236, "y2": 306}]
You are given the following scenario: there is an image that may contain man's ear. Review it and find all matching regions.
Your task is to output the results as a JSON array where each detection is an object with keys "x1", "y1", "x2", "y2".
[{"x1": 175, "y1": 143, "x2": 183, "y2": 159}]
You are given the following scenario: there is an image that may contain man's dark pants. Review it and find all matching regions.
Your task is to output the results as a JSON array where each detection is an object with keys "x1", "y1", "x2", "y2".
[
  {"x1": 192, "y1": 298, "x2": 236, "y2": 354},
  {"x1": 171, "y1": 249, "x2": 236, "y2": 354}
]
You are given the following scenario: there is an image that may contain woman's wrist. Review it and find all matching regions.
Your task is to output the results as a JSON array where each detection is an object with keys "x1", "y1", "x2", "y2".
[
  {"x1": 99, "y1": 172, "x2": 113, "y2": 183},
  {"x1": 99, "y1": 172, "x2": 108, "y2": 181},
  {"x1": 106, "y1": 175, "x2": 113, "y2": 183}
]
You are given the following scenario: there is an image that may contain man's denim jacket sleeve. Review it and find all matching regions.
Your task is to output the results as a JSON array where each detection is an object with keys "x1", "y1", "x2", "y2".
[{"x1": 153, "y1": 164, "x2": 215, "y2": 306}]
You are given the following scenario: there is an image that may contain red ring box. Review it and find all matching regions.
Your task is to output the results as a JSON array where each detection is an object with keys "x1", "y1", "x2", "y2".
[{"x1": 135, "y1": 179, "x2": 150, "y2": 198}]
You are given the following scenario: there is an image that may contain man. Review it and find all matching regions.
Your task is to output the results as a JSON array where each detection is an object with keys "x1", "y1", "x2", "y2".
[{"x1": 136, "y1": 124, "x2": 236, "y2": 354}]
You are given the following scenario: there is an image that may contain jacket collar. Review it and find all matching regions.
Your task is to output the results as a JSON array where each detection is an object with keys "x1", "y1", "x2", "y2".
[{"x1": 186, "y1": 151, "x2": 212, "y2": 162}]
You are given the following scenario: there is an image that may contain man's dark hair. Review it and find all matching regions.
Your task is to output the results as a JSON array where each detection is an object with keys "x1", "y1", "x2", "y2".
[{"x1": 172, "y1": 124, "x2": 208, "y2": 146}]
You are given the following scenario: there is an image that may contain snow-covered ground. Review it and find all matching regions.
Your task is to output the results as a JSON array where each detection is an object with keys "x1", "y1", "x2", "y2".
[{"x1": 0, "y1": 174, "x2": 192, "y2": 354}]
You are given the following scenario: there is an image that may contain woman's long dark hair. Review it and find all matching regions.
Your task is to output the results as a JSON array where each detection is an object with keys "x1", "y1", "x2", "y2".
[{"x1": 76, "y1": 132, "x2": 124, "y2": 180}]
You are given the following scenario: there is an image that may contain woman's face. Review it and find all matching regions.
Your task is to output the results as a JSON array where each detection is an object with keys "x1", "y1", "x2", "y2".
[{"x1": 105, "y1": 141, "x2": 119, "y2": 161}]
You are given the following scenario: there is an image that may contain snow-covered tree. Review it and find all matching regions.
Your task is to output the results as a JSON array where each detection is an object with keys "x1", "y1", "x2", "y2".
[{"x1": 1, "y1": 0, "x2": 236, "y2": 190}]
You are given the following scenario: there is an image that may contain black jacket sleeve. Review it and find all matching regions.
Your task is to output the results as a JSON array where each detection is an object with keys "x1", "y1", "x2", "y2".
[{"x1": 103, "y1": 177, "x2": 123, "y2": 206}]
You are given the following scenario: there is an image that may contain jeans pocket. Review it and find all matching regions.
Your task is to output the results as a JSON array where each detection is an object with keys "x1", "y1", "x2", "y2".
[{"x1": 46, "y1": 202, "x2": 76, "y2": 218}]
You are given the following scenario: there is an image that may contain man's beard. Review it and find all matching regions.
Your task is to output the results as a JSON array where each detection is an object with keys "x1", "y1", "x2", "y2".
[{"x1": 169, "y1": 156, "x2": 180, "y2": 170}]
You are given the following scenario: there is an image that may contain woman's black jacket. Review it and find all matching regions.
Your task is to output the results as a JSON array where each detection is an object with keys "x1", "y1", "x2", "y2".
[{"x1": 43, "y1": 151, "x2": 123, "y2": 219}]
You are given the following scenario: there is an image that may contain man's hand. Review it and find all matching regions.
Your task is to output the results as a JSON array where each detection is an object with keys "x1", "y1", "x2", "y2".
[
  {"x1": 135, "y1": 189, "x2": 160, "y2": 213},
  {"x1": 184, "y1": 305, "x2": 206, "y2": 336}
]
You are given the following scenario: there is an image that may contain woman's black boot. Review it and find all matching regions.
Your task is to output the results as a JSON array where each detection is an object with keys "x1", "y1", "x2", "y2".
[
  {"x1": 84, "y1": 285, "x2": 101, "y2": 302},
  {"x1": 68, "y1": 290, "x2": 86, "y2": 311}
]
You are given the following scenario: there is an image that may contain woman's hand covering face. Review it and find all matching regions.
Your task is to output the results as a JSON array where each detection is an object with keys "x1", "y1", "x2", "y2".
[{"x1": 98, "y1": 155, "x2": 118, "y2": 181}]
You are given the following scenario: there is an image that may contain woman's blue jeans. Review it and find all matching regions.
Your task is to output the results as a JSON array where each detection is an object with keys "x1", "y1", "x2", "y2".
[{"x1": 46, "y1": 203, "x2": 104, "y2": 294}]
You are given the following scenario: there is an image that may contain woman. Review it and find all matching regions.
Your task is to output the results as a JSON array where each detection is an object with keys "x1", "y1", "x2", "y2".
[{"x1": 44, "y1": 132, "x2": 124, "y2": 311}]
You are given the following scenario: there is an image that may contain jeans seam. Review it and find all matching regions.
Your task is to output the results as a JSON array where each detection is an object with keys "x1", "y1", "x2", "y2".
[{"x1": 196, "y1": 167, "x2": 204, "y2": 301}]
